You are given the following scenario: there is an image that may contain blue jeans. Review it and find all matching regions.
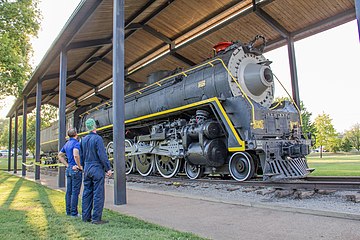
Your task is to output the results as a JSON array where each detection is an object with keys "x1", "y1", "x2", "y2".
[
  {"x1": 82, "y1": 165, "x2": 105, "y2": 222},
  {"x1": 65, "y1": 167, "x2": 82, "y2": 216}
]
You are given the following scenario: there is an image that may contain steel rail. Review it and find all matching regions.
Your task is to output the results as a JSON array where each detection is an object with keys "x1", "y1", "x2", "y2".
[
  {"x1": 126, "y1": 175, "x2": 360, "y2": 191},
  {"x1": 38, "y1": 169, "x2": 360, "y2": 191}
]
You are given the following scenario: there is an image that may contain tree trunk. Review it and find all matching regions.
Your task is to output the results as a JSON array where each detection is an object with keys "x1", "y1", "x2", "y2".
[{"x1": 320, "y1": 146, "x2": 323, "y2": 158}]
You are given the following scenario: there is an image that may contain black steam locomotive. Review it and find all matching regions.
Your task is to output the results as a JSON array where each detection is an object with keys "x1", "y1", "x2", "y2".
[{"x1": 41, "y1": 36, "x2": 312, "y2": 181}]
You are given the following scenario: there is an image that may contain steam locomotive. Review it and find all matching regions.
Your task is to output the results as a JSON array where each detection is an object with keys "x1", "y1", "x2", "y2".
[{"x1": 41, "y1": 36, "x2": 312, "y2": 181}]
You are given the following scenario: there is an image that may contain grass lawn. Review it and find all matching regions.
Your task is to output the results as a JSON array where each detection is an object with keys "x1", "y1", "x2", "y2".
[
  {"x1": 0, "y1": 171, "x2": 205, "y2": 240},
  {"x1": 307, "y1": 153, "x2": 360, "y2": 176},
  {"x1": 0, "y1": 156, "x2": 34, "y2": 171}
]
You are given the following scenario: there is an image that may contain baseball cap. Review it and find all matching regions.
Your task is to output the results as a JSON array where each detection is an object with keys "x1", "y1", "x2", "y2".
[{"x1": 85, "y1": 118, "x2": 96, "y2": 131}]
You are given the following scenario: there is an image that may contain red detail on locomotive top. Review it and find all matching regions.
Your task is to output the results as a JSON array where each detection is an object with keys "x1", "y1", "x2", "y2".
[{"x1": 213, "y1": 41, "x2": 232, "y2": 53}]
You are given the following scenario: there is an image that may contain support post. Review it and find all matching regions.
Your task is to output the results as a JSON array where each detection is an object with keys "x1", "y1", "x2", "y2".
[
  {"x1": 287, "y1": 37, "x2": 301, "y2": 109},
  {"x1": 58, "y1": 49, "x2": 67, "y2": 188},
  {"x1": 113, "y1": 0, "x2": 127, "y2": 205},
  {"x1": 35, "y1": 81, "x2": 42, "y2": 180},
  {"x1": 22, "y1": 97, "x2": 27, "y2": 176},
  {"x1": 7, "y1": 117, "x2": 12, "y2": 172},
  {"x1": 14, "y1": 109, "x2": 18, "y2": 174},
  {"x1": 356, "y1": 0, "x2": 360, "y2": 41}
]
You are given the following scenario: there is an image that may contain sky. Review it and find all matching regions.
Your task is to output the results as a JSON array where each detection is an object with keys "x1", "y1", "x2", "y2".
[{"x1": 0, "y1": 0, "x2": 359, "y2": 133}]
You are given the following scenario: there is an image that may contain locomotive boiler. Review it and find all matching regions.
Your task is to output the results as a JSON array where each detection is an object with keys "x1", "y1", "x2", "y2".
[{"x1": 41, "y1": 36, "x2": 312, "y2": 181}]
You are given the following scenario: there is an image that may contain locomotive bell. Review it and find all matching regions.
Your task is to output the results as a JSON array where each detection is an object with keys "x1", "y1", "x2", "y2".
[{"x1": 244, "y1": 63, "x2": 273, "y2": 96}]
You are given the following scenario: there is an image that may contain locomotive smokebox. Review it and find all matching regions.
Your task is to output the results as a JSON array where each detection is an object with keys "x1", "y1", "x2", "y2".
[{"x1": 244, "y1": 63, "x2": 273, "y2": 96}]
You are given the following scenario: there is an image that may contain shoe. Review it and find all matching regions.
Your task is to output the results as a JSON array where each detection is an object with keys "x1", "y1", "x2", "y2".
[
  {"x1": 91, "y1": 220, "x2": 109, "y2": 225},
  {"x1": 71, "y1": 214, "x2": 81, "y2": 218},
  {"x1": 83, "y1": 218, "x2": 92, "y2": 222}
]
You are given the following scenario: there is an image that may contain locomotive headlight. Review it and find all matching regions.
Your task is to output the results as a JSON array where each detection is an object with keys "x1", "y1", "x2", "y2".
[{"x1": 244, "y1": 63, "x2": 273, "y2": 96}]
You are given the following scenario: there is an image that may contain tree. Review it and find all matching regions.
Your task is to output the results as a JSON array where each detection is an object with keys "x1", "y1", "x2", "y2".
[
  {"x1": 314, "y1": 113, "x2": 338, "y2": 158},
  {"x1": 341, "y1": 137, "x2": 352, "y2": 152},
  {"x1": 345, "y1": 123, "x2": 360, "y2": 151},
  {"x1": 0, "y1": 0, "x2": 41, "y2": 98},
  {"x1": 0, "y1": 118, "x2": 9, "y2": 148},
  {"x1": 327, "y1": 135, "x2": 341, "y2": 153},
  {"x1": 0, "y1": 104, "x2": 58, "y2": 156},
  {"x1": 300, "y1": 101, "x2": 316, "y2": 137}
]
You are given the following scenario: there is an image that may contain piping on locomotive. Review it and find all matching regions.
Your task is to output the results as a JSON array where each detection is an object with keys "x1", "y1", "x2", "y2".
[{"x1": 40, "y1": 36, "x2": 313, "y2": 181}]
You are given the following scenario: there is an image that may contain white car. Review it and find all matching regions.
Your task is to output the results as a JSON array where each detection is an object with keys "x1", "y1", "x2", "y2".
[{"x1": 0, "y1": 150, "x2": 10, "y2": 157}]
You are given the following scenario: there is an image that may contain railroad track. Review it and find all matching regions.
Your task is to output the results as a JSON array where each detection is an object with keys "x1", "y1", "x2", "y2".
[
  {"x1": 125, "y1": 175, "x2": 360, "y2": 191},
  {"x1": 43, "y1": 165, "x2": 359, "y2": 191}
]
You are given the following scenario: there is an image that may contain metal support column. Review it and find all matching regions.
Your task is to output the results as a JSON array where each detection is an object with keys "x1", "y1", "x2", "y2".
[
  {"x1": 13, "y1": 109, "x2": 18, "y2": 174},
  {"x1": 7, "y1": 117, "x2": 12, "y2": 171},
  {"x1": 287, "y1": 37, "x2": 301, "y2": 109},
  {"x1": 356, "y1": 0, "x2": 360, "y2": 40},
  {"x1": 35, "y1": 81, "x2": 42, "y2": 180},
  {"x1": 58, "y1": 50, "x2": 67, "y2": 188},
  {"x1": 22, "y1": 97, "x2": 27, "y2": 176},
  {"x1": 113, "y1": 0, "x2": 127, "y2": 205}
]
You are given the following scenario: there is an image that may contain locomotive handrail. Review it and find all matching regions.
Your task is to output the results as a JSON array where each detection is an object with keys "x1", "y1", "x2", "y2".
[
  {"x1": 269, "y1": 99, "x2": 283, "y2": 110},
  {"x1": 79, "y1": 58, "x2": 260, "y2": 128},
  {"x1": 272, "y1": 74, "x2": 303, "y2": 126}
]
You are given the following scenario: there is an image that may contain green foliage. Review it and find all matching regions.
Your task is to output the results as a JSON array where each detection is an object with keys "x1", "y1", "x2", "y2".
[
  {"x1": 345, "y1": 123, "x2": 360, "y2": 151},
  {"x1": 314, "y1": 113, "x2": 338, "y2": 157},
  {"x1": 327, "y1": 136, "x2": 341, "y2": 153},
  {"x1": 300, "y1": 101, "x2": 316, "y2": 136},
  {"x1": 0, "y1": 119, "x2": 9, "y2": 149},
  {"x1": 0, "y1": 104, "x2": 58, "y2": 155},
  {"x1": 0, "y1": 0, "x2": 41, "y2": 98},
  {"x1": 341, "y1": 137, "x2": 352, "y2": 152}
]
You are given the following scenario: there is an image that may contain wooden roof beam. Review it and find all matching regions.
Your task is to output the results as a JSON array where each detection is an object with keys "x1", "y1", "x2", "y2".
[
  {"x1": 142, "y1": 25, "x2": 173, "y2": 45},
  {"x1": 126, "y1": 0, "x2": 272, "y2": 76},
  {"x1": 170, "y1": 52, "x2": 196, "y2": 66},
  {"x1": 28, "y1": 89, "x2": 56, "y2": 98},
  {"x1": 94, "y1": 92, "x2": 110, "y2": 101},
  {"x1": 66, "y1": 37, "x2": 112, "y2": 50},
  {"x1": 125, "y1": 0, "x2": 175, "y2": 40},
  {"x1": 86, "y1": 56, "x2": 113, "y2": 66},
  {"x1": 264, "y1": 8, "x2": 355, "y2": 52},
  {"x1": 75, "y1": 45, "x2": 113, "y2": 78},
  {"x1": 66, "y1": 94, "x2": 77, "y2": 101},
  {"x1": 124, "y1": 0, "x2": 157, "y2": 28},
  {"x1": 293, "y1": 8, "x2": 355, "y2": 40},
  {"x1": 73, "y1": 77, "x2": 97, "y2": 89},
  {"x1": 40, "y1": 71, "x2": 76, "y2": 81},
  {"x1": 254, "y1": 7, "x2": 290, "y2": 38}
]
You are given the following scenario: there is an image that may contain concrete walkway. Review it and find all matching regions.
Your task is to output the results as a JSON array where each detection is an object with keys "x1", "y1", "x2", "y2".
[{"x1": 15, "y1": 172, "x2": 360, "y2": 240}]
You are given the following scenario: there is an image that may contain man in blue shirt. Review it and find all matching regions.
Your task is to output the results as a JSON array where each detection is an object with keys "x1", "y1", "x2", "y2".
[
  {"x1": 58, "y1": 128, "x2": 82, "y2": 217},
  {"x1": 80, "y1": 118, "x2": 112, "y2": 224}
]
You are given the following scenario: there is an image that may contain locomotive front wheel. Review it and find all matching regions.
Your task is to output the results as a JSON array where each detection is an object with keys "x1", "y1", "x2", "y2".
[
  {"x1": 135, "y1": 154, "x2": 154, "y2": 176},
  {"x1": 154, "y1": 155, "x2": 180, "y2": 178},
  {"x1": 184, "y1": 161, "x2": 204, "y2": 180},
  {"x1": 228, "y1": 152, "x2": 255, "y2": 181}
]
